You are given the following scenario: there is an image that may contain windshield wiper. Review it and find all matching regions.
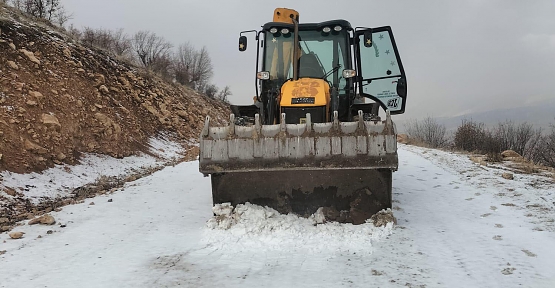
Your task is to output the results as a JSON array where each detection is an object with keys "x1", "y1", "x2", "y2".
[{"x1": 322, "y1": 64, "x2": 342, "y2": 80}]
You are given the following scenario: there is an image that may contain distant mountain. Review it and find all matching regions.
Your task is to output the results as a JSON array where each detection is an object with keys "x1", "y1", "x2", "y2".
[{"x1": 397, "y1": 98, "x2": 555, "y2": 133}]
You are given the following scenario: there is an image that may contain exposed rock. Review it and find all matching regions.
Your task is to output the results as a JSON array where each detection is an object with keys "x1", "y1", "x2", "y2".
[
  {"x1": 176, "y1": 110, "x2": 188, "y2": 119},
  {"x1": 56, "y1": 153, "x2": 66, "y2": 160},
  {"x1": 501, "y1": 150, "x2": 521, "y2": 158},
  {"x1": 0, "y1": 12, "x2": 229, "y2": 177},
  {"x1": 369, "y1": 209, "x2": 397, "y2": 227},
  {"x1": 98, "y1": 85, "x2": 109, "y2": 94},
  {"x1": 14, "y1": 82, "x2": 24, "y2": 91},
  {"x1": 502, "y1": 173, "x2": 514, "y2": 180},
  {"x1": 0, "y1": 217, "x2": 8, "y2": 224},
  {"x1": 7, "y1": 60, "x2": 18, "y2": 70},
  {"x1": 8, "y1": 231, "x2": 24, "y2": 239},
  {"x1": 94, "y1": 74, "x2": 105, "y2": 86},
  {"x1": 62, "y1": 47, "x2": 71, "y2": 58},
  {"x1": 28, "y1": 214, "x2": 56, "y2": 225},
  {"x1": 19, "y1": 49, "x2": 40, "y2": 65},
  {"x1": 89, "y1": 202, "x2": 95, "y2": 205},
  {"x1": 9, "y1": 42, "x2": 16, "y2": 50},
  {"x1": 4, "y1": 188, "x2": 17, "y2": 196},
  {"x1": 29, "y1": 91, "x2": 43, "y2": 100},
  {"x1": 118, "y1": 76, "x2": 130, "y2": 88},
  {"x1": 95, "y1": 113, "x2": 114, "y2": 129},
  {"x1": 320, "y1": 206, "x2": 340, "y2": 221},
  {"x1": 24, "y1": 139, "x2": 47, "y2": 154},
  {"x1": 41, "y1": 114, "x2": 61, "y2": 129}
]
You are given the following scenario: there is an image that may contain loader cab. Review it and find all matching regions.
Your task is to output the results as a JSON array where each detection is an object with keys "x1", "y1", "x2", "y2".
[
  {"x1": 257, "y1": 20, "x2": 354, "y2": 124},
  {"x1": 237, "y1": 19, "x2": 407, "y2": 125}
]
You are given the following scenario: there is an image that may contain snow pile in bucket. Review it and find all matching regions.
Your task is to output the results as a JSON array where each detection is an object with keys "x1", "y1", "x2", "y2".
[{"x1": 204, "y1": 203, "x2": 395, "y2": 254}]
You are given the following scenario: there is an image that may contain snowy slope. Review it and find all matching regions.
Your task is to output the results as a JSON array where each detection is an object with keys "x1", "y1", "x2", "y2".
[
  {"x1": 0, "y1": 136, "x2": 186, "y2": 203},
  {"x1": 1, "y1": 145, "x2": 555, "y2": 287}
]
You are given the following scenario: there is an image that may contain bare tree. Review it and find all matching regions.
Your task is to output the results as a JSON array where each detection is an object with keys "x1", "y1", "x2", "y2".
[
  {"x1": 10, "y1": 0, "x2": 23, "y2": 9},
  {"x1": 217, "y1": 86, "x2": 232, "y2": 102},
  {"x1": 150, "y1": 53, "x2": 173, "y2": 80},
  {"x1": 454, "y1": 119, "x2": 488, "y2": 152},
  {"x1": 66, "y1": 24, "x2": 81, "y2": 40},
  {"x1": 54, "y1": 5, "x2": 72, "y2": 27},
  {"x1": 523, "y1": 128, "x2": 544, "y2": 163},
  {"x1": 406, "y1": 116, "x2": 449, "y2": 148},
  {"x1": 204, "y1": 84, "x2": 218, "y2": 99},
  {"x1": 110, "y1": 28, "x2": 132, "y2": 57},
  {"x1": 132, "y1": 30, "x2": 173, "y2": 74},
  {"x1": 172, "y1": 43, "x2": 213, "y2": 90},
  {"x1": 493, "y1": 121, "x2": 535, "y2": 155},
  {"x1": 534, "y1": 122, "x2": 555, "y2": 168},
  {"x1": 10, "y1": 0, "x2": 70, "y2": 27},
  {"x1": 190, "y1": 46, "x2": 213, "y2": 89},
  {"x1": 81, "y1": 27, "x2": 111, "y2": 49},
  {"x1": 173, "y1": 42, "x2": 197, "y2": 86},
  {"x1": 19, "y1": 0, "x2": 59, "y2": 20}
]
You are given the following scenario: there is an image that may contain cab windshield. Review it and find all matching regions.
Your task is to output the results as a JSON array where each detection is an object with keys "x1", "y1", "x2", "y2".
[{"x1": 263, "y1": 29, "x2": 350, "y2": 93}]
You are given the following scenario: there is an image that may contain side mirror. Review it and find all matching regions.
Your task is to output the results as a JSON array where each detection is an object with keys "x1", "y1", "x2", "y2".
[
  {"x1": 239, "y1": 36, "x2": 247, "y2": 51},
  {"x1": 396, "y1": 77, "x2": 407, "y2": 98},
  {"x1": 363, "y1": 30, "x2": 373, "y2": 47}
]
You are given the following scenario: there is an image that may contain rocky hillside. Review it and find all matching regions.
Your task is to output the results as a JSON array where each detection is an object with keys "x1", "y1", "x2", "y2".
[{"x1": 0, "y1": 5, "x2": 229, "y2": 173}]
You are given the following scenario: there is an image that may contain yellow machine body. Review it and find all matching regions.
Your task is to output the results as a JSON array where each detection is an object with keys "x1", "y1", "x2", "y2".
[
  {"x1": 279, "y1": 78, "x2": 330, "y2": 122},
  {"x1": 273, "y1": 8, "x2": 299, "y2": 24}
]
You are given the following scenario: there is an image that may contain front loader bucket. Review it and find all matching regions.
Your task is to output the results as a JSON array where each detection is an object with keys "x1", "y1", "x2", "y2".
[{"x1": 199, "y1": 111, "x2": 398, "y2": 224}]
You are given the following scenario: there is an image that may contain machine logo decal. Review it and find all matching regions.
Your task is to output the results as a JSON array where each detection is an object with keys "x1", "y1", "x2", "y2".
[{"x1": 387, "y1": 98, "x2": 399, "y2": 108}]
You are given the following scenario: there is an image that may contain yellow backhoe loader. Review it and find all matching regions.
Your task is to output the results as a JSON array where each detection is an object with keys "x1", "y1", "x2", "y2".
[{"x1": 199, "y1": 8, "x2": 407, "y2": 224}]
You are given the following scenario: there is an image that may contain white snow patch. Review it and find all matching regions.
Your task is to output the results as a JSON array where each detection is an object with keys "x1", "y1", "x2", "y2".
[
  {"x1": 147, "y1": 134, "x2": 186, "y2": 159},
  {"x1": 204, "y1": 203, "x2": 394, "y2": 255},
  {"x1": 0, "y1": 136, "x2": 187, "y2": 203}
]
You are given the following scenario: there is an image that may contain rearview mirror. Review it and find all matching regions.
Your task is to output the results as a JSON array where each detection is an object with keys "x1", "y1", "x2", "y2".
[
  {"x1": 363, "y1": 30, "x2": 373, "y2": 47},
  {"x1": 396, "y1": 77, "x2": 407, "y2": 98},
  {"x1": 239, "y1": 36, "x2": 247, "y2": 51}
]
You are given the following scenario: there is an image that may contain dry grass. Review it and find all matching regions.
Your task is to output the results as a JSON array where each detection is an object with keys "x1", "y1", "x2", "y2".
[
  {"x1": 469, "y1": 155, "x2": 488, "y2": 166},
  {"x1": 397, "y1": 134, "x2": 431, "y2": 148}
]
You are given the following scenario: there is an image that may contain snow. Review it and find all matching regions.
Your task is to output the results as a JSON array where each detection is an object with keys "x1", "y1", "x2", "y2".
[
  {"x1": 1, "y1": 144, "x2": 555, "y2": 287},
  {"x1": 205, "y1": 203, "x2": 394, "y2": 255},
  {"x1": 0, "y1": 136, "x2": 184, "y2": 203}
]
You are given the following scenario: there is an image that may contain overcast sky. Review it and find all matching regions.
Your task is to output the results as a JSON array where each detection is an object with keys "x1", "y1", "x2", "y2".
[{"x1": 60, "y1": 0, "x2": 555, "y2": 120}]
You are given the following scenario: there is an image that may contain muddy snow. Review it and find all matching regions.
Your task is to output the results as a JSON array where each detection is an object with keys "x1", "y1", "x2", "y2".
[{"x1": 1, "y1": 144, "x2": 555, "y2": 287}]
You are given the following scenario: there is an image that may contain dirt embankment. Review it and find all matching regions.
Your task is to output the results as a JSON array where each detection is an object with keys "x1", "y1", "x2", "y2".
[{"x1": 0, "y1": 9, "x2": 229, "y2": 174}]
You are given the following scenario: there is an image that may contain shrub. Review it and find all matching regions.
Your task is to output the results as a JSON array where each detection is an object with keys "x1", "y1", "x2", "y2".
[
  {"x1": 406, "y1": 116, "x2": 449, "y2": 148},
  {"x1": 454, "y1": 119, "x2": 488, "y2": 152}
]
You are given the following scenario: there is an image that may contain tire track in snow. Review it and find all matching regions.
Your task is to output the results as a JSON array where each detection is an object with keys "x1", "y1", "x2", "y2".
[{"x1": 388, "y1": 146, "x2": 555, "y2": 287}]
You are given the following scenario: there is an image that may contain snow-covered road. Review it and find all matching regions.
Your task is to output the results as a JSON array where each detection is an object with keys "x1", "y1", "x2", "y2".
[{"x1": 1, "y1": 145, "x2": 554, "y2": 287}]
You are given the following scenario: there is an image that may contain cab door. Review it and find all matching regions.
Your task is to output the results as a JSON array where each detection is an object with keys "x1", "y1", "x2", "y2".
[{"x1": 355, "y1": 27, "x2": 407, "y2": 114}]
